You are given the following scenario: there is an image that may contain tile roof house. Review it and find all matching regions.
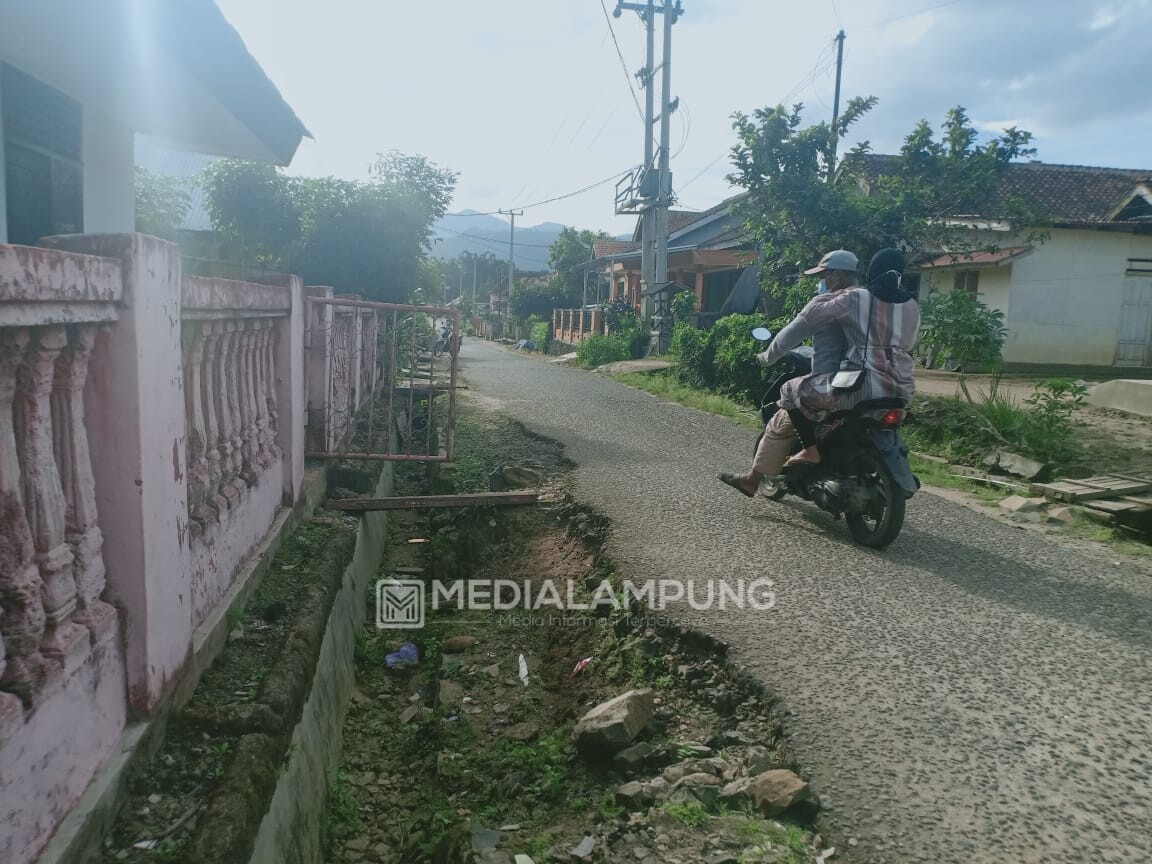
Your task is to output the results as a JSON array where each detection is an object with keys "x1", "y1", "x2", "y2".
[{"x1": 852, "y1": 155, "x2": 1152, "y2": 369}]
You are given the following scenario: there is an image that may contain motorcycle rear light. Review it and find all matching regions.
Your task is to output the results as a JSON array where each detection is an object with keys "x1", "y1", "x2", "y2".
[{"x1": 881, "y1": 409, "x2": 906, "y2": 427}]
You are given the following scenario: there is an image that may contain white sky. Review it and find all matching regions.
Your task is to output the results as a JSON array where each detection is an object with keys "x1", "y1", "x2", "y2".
[{"x1": 216, "y1": 0, "x2": 1151, "y2": 234}]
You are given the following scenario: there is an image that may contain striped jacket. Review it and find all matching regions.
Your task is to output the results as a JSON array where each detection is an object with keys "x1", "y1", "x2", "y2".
[{"x1": 762, "y1": 287, "x2": 920, "y2": 419}]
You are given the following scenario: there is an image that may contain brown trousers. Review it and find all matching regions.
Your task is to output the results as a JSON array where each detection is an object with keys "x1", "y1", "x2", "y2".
[{"x1": 752, "y1": 408, "x2": 799, "y2": 477}]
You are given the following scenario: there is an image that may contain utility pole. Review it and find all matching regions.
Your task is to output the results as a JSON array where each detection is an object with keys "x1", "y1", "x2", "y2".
[
  {"x1": 472, "y1": 255, "x2": 478, "y2": 315},
  {"x1": 638, "y1": 0, "x2": 657, "y2": 328},
  {"x1": 498, "y1": 209, "x2": 523, "y2": 317},
  {"x1": 654, "y1": 0, "x2": 679, "y2": 289},
  {"x1": 829, "y1": 29, "x2": 846, "y2": 180},
  {"x1": 614, "y1": 0, "x2": 681, "y2": 349}
]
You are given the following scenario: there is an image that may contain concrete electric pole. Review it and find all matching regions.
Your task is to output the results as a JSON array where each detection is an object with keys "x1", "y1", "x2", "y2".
[
  {"x1": 613, "y1": 0, "x2": 682, "y2": 348},
  {"x1": 498, "y1": 209, "x2": 523, "y2": 315},
  {"x1": 829, "y1": 29, "x2": 846, "y2": 180},
  {"x1": 654, "y1": 0, "x2": 680, "y2": 289}
]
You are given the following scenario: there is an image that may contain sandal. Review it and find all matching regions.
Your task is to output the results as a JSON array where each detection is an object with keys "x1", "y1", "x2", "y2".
[{"x1": 718, "y1": 472, "x2": 756, "y2": 498}]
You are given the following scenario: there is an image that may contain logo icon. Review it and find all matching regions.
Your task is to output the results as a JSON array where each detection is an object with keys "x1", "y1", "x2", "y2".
[{"x1": 376, "y1": 579, "x2": 424, "y2": 629}]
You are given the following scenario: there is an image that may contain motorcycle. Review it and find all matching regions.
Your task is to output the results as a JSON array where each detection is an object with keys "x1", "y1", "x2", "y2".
[{"x1": 749, "y1": 326, "x2": 919, "y2": 549}]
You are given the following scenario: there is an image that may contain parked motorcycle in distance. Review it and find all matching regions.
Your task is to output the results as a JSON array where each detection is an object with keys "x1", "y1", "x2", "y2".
[{"x1": 750, "y1": 327, "x2": 919, "y2": 549}]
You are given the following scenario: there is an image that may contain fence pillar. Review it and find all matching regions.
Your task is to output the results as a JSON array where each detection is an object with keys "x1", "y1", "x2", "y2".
[
  {"x1": 41, "y1": 234, "x2": 190, "y2": 714},
  {"x1": 276, "y1": 276, "x2": 305, "y2": 504},
  {"x1": 304, "y1": 286, "x2": 333, "y2": 454}
]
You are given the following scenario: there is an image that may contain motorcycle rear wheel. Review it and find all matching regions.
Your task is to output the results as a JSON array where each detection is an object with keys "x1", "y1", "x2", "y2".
[{"x1": 845, "y1": 453, "x2": 906, "y2": 549}]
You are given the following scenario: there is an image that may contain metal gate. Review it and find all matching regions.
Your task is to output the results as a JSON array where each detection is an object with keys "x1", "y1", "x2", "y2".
[{"x1": 304, "y1": 296, "x2": 460, "y2": 462}]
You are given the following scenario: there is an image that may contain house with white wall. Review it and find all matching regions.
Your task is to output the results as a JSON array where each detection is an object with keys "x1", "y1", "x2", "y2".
[
  {"x1": 907, "y1": 163, "x2": 1152, "y2": 370},
  {"x1": 0, "y1": 0, "x2": 309, "y2": 246}
]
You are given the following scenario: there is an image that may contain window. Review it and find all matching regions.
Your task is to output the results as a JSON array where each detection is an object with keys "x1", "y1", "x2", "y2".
[
  {"x1": 703, "y1": 268, "x2": 741, "y2": 314},
  {"x1": 955, "y1": 270, "x2": 979, "y2": 299},
  {"x1": 2, "y1": 64, "x2": 83, "y2": 246},
  {"x1": 902, "y1": 273, "x2": 922, "y2": 300}
]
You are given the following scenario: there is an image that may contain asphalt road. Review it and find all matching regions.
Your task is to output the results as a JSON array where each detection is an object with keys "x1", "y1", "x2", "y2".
[{"x1": 460, "y1": 339, "x2": 1152, "y2": 864}]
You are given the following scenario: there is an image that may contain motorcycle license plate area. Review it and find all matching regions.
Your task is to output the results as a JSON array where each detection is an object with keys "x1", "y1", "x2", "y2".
[{"x1": 869, "y1": 429, "x2": 919, "y2": 498}]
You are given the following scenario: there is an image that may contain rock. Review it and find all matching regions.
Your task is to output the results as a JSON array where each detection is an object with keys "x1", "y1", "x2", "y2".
[
  {"x1": 227, "y1": 626, "x2": 244, "y2": 644},
  {"x1": 505, "y1": 722, "x2": 538, "y2": 742},
  {"x1": 674, "y1": 741, "x2": 713, "y2": 758},
  {"x1": 499, "y1": 824, "x2": 522, "y2": 832},
  {"x1": 438, "y1": 680, "x2": 465, "y2": 706},
  {"x1": 570, "y1": 835, "x2": 596, "y2": 860},
  {"x1": 483, "y1": 663, "x2": 501, "y2": 678},
  {"x1": 616, "y1": 781, "x2": 652, "y2": 810},
  {"x1": 400, "y1": 704, "x2": 427, "y2": 724},
  {"x1": 574, "y1": 689, "x2": 655, "y2": 757},
  {"x1": 1047, "y1": 506, "x2": 1077, "y2": 526},
  {"x1": 663, "y1": 758, "x2": 728, "y2": 784},
  {"x1": 147, "y1": 794, "x2": 162, "y2": 804},
  {"x1": 719, "y1": 769, "x2": 811, "y2": 817},
  {"x1": 346, "y1": 836, "x2": 371, "y2": 852},
  {"x1": 371, "y1": 843, "x2": 391, "y2": 860},
  {"x1": 984, "y1": 450, "x2": 1046, "y2": 480},
  {"x1": 513, "y1": 856, "x2": 537, "y2": 864},
  {"x1": 613, "y1": 741, "x2": 655, "y2": 772},
  {"x1": 500, "y1": 465, "x2": 544, "y2": 489},
  {"x1": 741, "y1": 745, "x2": 778, "y2": 776},
  {"x1": 471, "y1": 827, "x2": 503, "y2": 852},
  {"x1": 999, "y1": 495, "x2": 1045, "y2": 513},
  {"x1": 670, "y1": 772, "x2": 723, "y2": 808},
  {"x1": 442, "y1": 635, "x2": 478, "y2": 654},
  {"x1": 707, "y1": 854, "x2": 739, "y2": 864}
]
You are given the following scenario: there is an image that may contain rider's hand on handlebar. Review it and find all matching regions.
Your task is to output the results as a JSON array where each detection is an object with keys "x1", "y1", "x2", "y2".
[{"x1": 754, "y1": 350, "x2": 773, "y2": 368}]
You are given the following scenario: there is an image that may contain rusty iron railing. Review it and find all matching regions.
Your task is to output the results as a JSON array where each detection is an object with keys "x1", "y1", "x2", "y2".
[{"x1": 304, "y1": 296, "x2": 460, "y2": 463}]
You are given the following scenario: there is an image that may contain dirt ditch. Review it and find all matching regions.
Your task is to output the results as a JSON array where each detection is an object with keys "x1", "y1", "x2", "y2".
[{"x1": 324, "y1": 397, "x2": 827, "y2": 864}]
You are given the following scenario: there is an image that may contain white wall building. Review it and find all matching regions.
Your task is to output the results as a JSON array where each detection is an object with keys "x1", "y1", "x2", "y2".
[{"x1": 0, "y1": 0, "x2": 309, "y2": 246}]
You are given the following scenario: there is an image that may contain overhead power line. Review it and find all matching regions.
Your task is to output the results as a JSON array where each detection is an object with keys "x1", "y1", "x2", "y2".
[
  {"x1": 600, "y1": 0, "x2": 646, "y2": 124},
  {"x1": 452, "y1": 166, "x2": 639, "y2": 218},
  {"x1": 861, "y1": 0, "x2": 962, "y2": 30}
]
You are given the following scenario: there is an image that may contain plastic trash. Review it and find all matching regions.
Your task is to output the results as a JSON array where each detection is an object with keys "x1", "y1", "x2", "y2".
[
  {"x1": 386, "y1": 643, "x2": 419, "y2": 669},
  {"x1": 570, "y1": 657, "x2": 593, "y2": 678},
  {"x1": 518, "y1": 654, "x2": 529, "y2": 687}
]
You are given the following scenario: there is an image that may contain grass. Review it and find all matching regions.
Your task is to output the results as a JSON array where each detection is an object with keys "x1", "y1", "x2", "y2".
[
  {"x1": 908, "y1": 454, "x2": 1016, "y2": 505},
  {"x1": 663, "y1": 801, "x2": 712, "y2": 827},
  {"x1": 614, "y1": 372, "x2": 760, "y2": 429}
]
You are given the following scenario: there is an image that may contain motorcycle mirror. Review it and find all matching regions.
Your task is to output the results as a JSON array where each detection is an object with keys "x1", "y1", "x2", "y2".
[{"x1": 751, "y1": 327, "x2": 773, "y2": 342}]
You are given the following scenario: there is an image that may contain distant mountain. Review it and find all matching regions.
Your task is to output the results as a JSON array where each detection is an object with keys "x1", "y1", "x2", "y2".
[{"x1": 430, "y1": 212, "x2": 564, "y2": 271}]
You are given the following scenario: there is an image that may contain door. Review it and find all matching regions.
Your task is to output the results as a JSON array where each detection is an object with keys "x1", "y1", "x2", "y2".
[{"x1": 1116, "y1": 274, "x2": 1152, "y2": 366}]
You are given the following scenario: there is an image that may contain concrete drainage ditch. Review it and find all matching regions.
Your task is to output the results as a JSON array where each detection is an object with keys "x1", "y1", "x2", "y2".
[
  {"x1": 323, "y1": 401, "x2": 826, "y2": 864},
  {"x1": 90, "y1": 398, "x2": 826, "y2": 864}
]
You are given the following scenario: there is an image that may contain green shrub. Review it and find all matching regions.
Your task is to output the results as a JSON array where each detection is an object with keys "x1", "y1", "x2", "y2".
[
  {"x1": 576, "y1": 333, "x2": 631, "y2": 368},
  {"x1": 529, "y1": 319, "x2": 550, "y2": 350},
  {"x1": 919, "y1": 290, "x2": 1008, "y2": 371},
  {"x1": 670, "y1": 290, "x2": 697, "y2": 322},
  {"x1": 671, "y1": 314, "x2": 767, "y2": 405},
  {"x1": 670, "y1": 322, "x2": 714, "y2": 390}
]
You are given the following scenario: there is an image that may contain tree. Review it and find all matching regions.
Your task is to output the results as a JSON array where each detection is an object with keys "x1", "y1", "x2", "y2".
[
  {"x1": 548, "y1": 226, "x2": 609, "y2": 303},
  {"x1": 729, "y1": 100, "x2": 1043, "y2": 314},
  {"x1": 134, "y1": 167, "x2": 191, "y2": 240},
  {"x1": 200, "y1": 152, "x2": 458, "y2": 303}
]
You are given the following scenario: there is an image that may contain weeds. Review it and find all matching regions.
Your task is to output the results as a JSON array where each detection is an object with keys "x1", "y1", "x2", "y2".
[
  {"x1": 615, "y1": 372, "x2": 760, "y2": 428},
  {"x1": 663, "y1": 801, "x2": 712, "y2": 827}
]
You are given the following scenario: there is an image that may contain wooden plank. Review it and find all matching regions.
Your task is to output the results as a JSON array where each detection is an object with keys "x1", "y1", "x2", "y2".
[
  {"x1": 327, "y1": 491, "x2": 539, "y2": 512},
  {"x1": 1032, "y1": 475, "x2": 1152, "y2": 503}
]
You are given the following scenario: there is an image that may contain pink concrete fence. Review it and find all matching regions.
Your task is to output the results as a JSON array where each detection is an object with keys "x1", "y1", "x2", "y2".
[
  {"x1": 0, "y1": 235, "x2": 306, "y2": 864},
  {"x1": 551, "y1": 308, "x2": 606, "y2": 346}
]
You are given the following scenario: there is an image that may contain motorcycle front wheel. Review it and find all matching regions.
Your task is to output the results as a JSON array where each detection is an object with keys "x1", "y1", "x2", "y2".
[{"x1": 846, "y1": 452, "x2": 906, "y2": 549}]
